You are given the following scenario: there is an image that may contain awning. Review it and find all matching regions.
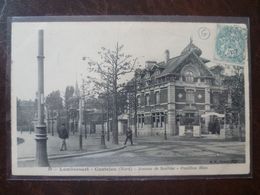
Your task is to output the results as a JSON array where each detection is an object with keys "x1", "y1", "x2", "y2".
[{"x1": 201, "y1": 112, "x2": 225, "y2": 118}]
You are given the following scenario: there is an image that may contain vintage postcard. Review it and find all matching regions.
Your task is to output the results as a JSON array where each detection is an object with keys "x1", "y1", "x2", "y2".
[{"x1": 10, "y1": 16, "x2": 250, "y2": 177}]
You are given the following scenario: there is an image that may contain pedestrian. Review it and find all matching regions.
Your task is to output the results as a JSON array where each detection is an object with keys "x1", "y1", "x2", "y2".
[
  {"x1": 215, "y1": 118, "x2": 220, "y2": 135},
  {"x1": 124, "y1": 127, "x2": 133, "y2": 145},
  {"x1": 58, "y1": 123, "x2": 69, "y2": 151}
]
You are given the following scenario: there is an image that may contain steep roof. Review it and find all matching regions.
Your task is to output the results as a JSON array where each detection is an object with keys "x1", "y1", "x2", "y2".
[
  {"x1": 159, "y1": 52, "x2": 190, "y2": 77},
  {"x1": 154, "y1": 40, "x2": 213, "y2": 78}
]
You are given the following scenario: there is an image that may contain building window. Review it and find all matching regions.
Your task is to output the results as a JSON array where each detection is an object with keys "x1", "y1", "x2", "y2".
[
  {"x1": 213, "y1": 94, "x2": 219, "y2": 105},
  {"x1": 137, "y1": 95, "x2": 141, "y2": 106},
  {"x1": 138, "y1": 115, "x2": 141, "y2": 128},
  {"x1": 145, "y1": 72, "x2": 150, "y2": 79},
  {"x1": 145, "y1": 94, "x2": 150, "y2": 106},
  {"x1": 138, "y1": 114, "x2": 145, "y2": 128},
  {"x1": 152, "y1": 113, "x2": 156, "y2": 128},
  {"x1": 161, "y1": 112, "x2": 165, "y2": 128},
  {"x1": 185, "y1": 70, "x2": 194, "y2": 82},
  {"x1": 155, "y1": 69, "x2": 160, "y2": 76},
  {"x1": 145, "y1": 81, "x2": 149, "y2": 87},
  {"x1": 151, "y1": 112, "x2": 166, "y2": 128},
  {"x1": 142, "y1": 114, "x2": 145, "y2": 127},
  {"x1": 161, "y1": 77, "x2": 165, "y2": 82},
  {"x1": 156, "y1": 113, "x2": 160, "y2": 128},
  {"x1": 155, "y1": 91, "x2": 160, "y2": 105},
  {"x1": 186, "y1": 89, "x2": 195, "y2": 103}
]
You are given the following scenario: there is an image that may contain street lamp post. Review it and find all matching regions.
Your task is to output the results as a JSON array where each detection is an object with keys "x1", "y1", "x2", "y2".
[
  {"x1": 134, "y1": 72, "x2": 138, "y2": 138},
  {"x1": 35, "y1": 29, "x2": 49, "y2": 167},
  {"x1": 78, "y1": 97, "x2": 83, "y2": 150},
  {"x1": 100, "y1": 96, "x2": 106, "y2": 149},
  {"x1": 106, "y1": 85, "x2": 110, "y2": 142},
  {"x1": 51, "y1": 110, "x2": 54, "y2": 136},
  {"x1": 84, "y1": 100, "x2": 87, "y2": 139}
]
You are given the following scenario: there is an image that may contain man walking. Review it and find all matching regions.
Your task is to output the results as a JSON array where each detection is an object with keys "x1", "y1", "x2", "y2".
[
  {"x1": 58, "y1": 123, "x2": 69, "y2": 151},
  {"x1": 124, "y1": 127, "x2": 133, "y2": 145}
]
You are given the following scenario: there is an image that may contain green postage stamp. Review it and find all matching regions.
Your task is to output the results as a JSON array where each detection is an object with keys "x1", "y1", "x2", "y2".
[{"x1": 215, "y1": 24, "x2": 247, "y2": 65}]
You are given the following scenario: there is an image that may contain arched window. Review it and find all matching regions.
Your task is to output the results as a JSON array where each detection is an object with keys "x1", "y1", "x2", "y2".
[{"x1": 185, "y1": 70, "x2": 194, "y2": 82}]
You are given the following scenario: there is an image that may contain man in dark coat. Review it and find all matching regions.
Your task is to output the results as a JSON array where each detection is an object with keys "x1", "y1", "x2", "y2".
[
  {"x1": 58, "y1": 123, "x2": 69, "y2": 151},
  {"x1": 124, "y1": 127, "x2": 133, "y2": 145},
  {"x1": 215, "y1": 118, "x2": 221, "y2": 135}
]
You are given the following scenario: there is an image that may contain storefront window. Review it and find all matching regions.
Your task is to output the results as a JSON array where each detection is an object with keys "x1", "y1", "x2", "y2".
[
  {"x1": 160, "y1": 112, "x2": 165, "y2": 128},
  {"x1": 138, "y1": 114, "x2": 145, "y2": 128},
  {"x1": 151, "y1": 112, "x2": 166, "y2": 128},
  {"x1": 156, "y1": 113, "x2": 160, "y2": 127}
]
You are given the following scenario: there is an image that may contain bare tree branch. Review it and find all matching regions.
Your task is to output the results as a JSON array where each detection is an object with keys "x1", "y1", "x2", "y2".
[
  {"x1": 0, "y1": 0, "x2": 7, "y2": 21},
  {"x1": 117, "y1": 58, "x2": 137, "y2": 76}
]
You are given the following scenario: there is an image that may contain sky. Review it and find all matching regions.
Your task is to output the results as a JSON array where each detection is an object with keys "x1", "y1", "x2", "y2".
[{"x1": 11, "y1": 21, "x2": 247, "y2": 100}]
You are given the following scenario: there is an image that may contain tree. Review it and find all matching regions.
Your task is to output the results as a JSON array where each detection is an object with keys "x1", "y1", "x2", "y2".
[
  {"x1": 223, "y1": 66, "x2": 244, "y2": 121},
  {"x1": 46, "y1": 90, "x2": 63, "y2": 111},
  {"x1": 16, "y1": 99, "x2": 35, "y2": 132},
  {"x1": 80, "y1": 78, "x2": 97, "y2": 139},
  {"x1": 223, "y1": 66, "x2": 245, "y2": 141},
  {"x1": 87, "y1": 43, "x2": 137, "y2": 144},
  {"x1": 65, "y1": 86, "x2": 74, "y2": 109},
  {"x1": 124, "y1": 69, "x2": 142, "y2": 137},
  {"x1": 210, "y1": 65, "x2": 229, "y2": 114},
  {"x1": 45, "y1": 90, "x2": 63, "y2": 136},
  {"x1": 64, "y1": 86, "x2": 74, "y2": 130}
]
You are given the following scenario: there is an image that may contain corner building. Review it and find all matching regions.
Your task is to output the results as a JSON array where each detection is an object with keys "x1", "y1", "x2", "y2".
[{"x1": 133, "y1": 39, "x2": 228, "y2": 136}]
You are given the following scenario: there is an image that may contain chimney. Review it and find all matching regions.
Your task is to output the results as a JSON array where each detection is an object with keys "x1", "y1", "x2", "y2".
[{"x1": 165, "y1": 49, "x2": 170, "y2": 63}]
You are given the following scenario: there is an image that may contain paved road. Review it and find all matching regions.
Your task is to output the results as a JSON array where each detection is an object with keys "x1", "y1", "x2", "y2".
[{"x1": 47, "y1": 140, "x2": 245, "y2": 167}]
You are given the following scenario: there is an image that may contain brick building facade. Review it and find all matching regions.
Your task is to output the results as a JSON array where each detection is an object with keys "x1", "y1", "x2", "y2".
[{"x1": 130, "y1": 39, "x2": 229, "y2": 136}]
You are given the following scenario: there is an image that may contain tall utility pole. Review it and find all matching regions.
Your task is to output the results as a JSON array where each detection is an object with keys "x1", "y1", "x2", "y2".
[
  {"x1": 35, "y1": 29, "x2": 49, "y2": 167},
  {"x1": 106, "y1": 84, "x2": 110, "y2": 142},
  {"x1": 78, "y1": 97, "x2": 83, "y2": 150},
  {"x1": 100, "y1": 99, "x2": 106, "y2": 149},
  {"x1": 84, "y1": 100, "x2": 87, "y2": 139},
  {"x1": 134, "y1": 72, "x2": 138, "y2": 138}
]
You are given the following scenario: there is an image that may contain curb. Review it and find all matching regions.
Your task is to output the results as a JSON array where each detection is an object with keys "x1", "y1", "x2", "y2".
[{"x1": 18, "y1": 145, "x2": 126, "y2": 162}]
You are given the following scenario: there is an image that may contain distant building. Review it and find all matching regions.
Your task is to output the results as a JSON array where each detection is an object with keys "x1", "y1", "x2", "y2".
[
  {"x1": 17, "y1": 99, "x2": 36, "y2": 132},
  {"x1": 128, "y1": 39, "x2": 230, "y2": 137}
]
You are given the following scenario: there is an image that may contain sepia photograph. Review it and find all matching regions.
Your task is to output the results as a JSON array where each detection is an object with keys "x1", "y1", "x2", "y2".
[{"x1": 10, "y1": 16, "x2": 250, "y2": 177}]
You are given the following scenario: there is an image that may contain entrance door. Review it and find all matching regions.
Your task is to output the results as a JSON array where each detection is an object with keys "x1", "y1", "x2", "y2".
[{"x1": 185, "y1": 113, "x2": 195, "y2": 133}]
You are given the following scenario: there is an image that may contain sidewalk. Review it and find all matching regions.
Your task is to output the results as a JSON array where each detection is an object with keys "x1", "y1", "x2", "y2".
[
  {"x1": 135, "y1": 133, "x2": 242, "y2": 143},
  {"x1": 17, "y1": 132, "x2": 126, "y2": 161}
]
